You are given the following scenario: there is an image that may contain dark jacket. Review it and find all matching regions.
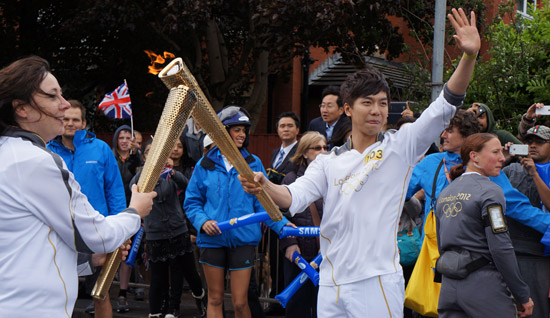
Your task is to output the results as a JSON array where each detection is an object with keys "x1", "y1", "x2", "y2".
[
  {"x1": 131, "y1": 169, "x2": 189, "y2": 240},
  {"x1": 503, "y1": 163, "x2": 547, "y2": 256},
  {"x1": 267, "y1": 142, "x2": 299, "y2": 184},
  {"x1": 112, "y1": 125, "x2": 142, "y2": 205},
  {"x1": 478, "y1": 104, "x2": 521, "y2": 145},
  {"x1": 280, "y1": 165, "x2": 323, "y2": 260},
  {"x1": 307, "y1": 114, "x2": 348, "y2": 148}
]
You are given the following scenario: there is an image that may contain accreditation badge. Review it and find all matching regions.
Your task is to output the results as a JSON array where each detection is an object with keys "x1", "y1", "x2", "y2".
[{"x1": 487, "y1": 204, "x2": 507, "y2": 234}]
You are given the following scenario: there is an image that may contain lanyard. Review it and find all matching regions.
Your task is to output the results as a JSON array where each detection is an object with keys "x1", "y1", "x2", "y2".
[{"x1": 442, "y1": 158, "x2": 452, "y2": 183}]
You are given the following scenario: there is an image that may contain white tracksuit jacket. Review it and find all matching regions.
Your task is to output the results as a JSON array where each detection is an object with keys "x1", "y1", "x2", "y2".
[
  {"x1": 0, "y1": 130, "x2": 140, "y2": 317},
  {"x1": 287, "y1": 91, "x2": 458, "y2": 287}
]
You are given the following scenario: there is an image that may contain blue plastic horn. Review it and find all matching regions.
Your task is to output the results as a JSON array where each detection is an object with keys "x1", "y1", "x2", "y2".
[
  {"x1": 279, "y1": 226, "x2": 319, "y2": 238},
  {"x1": 215, "y1": 211, "x2": 270, "y2": 232},
  {"x1": 275, "y1": 253, "x2": 322, "y2": 308},
  {"x1": 125, "y1": 226, "x2": 144, "y2": 268}
]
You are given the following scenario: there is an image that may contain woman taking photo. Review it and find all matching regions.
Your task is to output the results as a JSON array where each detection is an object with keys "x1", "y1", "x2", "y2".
[
  {"x1": 280, "y1": 131, "x2": 327, "y2": 318},
  {"x1": 435, "y1": 133, "x2": 533, "y2": 317},
  {"x1": 184, "y1": 106, "x2": 290, "y2": 318},
  {"x1": 0, "y1": 56, "x2": 155, "y2": 316}
]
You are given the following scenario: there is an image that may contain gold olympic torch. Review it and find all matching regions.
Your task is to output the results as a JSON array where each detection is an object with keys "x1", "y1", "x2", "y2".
[
  {"x1": 91, "y1": 83, "x2": 197, "y2": 300},
  {"x1": 158, "y1": 58, "x2": 282, "y2": 222}
]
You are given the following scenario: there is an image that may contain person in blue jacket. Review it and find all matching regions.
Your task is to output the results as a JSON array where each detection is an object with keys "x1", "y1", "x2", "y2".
[
  {"x1": 48, "y1": 100, "x2": 126, "y2": 217},
  {"x1": 184, "y1": 106, "x2": 290, "y2": 318},
  {"x1": 407, "y1": 110, "x2": 550, "y2": 244}
]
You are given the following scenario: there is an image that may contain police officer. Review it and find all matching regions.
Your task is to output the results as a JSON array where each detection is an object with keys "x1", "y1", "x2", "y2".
[{"x1": 435, "y1": 133, "x2": 534, "y2": 318}]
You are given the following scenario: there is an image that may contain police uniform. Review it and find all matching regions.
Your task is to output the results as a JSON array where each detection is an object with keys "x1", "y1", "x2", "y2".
[{"x1": 435, "y1": 172, "x2": 530, "y2": 317}]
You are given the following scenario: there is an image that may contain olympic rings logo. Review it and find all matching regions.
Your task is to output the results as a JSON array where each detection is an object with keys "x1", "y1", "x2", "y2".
[{"x1": 442, "y1": 202, "x2": 462, "y2": 218}]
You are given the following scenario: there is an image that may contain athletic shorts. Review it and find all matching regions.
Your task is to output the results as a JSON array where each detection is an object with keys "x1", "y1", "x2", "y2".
[{"x1": 199, "y1": 245, "x2": 256, "y2": 271}]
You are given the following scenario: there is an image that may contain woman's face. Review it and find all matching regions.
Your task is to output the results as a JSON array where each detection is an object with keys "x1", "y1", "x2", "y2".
[
  {"x1": 143, "y1": 144, "x2": 152, "y2": 161},
  {"x1": 170, "y1": 140, "x2": 184, "y2": 160},
  {"x1": 303, "y1": 139, "x2": 328, "y2": 164},
  {"x1": 229, "y1": 125, "x2": 246, "y2": 148},
  {"x1": 15, "y1": 73, "x2": 70, "y2": 142},
  {"x1": 471, "y1": 138, "x2": 505, "y2": 177}
]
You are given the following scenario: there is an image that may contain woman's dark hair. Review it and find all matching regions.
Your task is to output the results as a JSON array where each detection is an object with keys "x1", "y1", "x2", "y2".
[
  {"x1": 329, "y1": 117, "x2": 352, "y2": 147},
  {"x1": 449, "y1": 133, "x2": 498, "y2": 180},
  {"x1": 0, "y1": 56, "x2": 51, "y2": 134},
  {"x1": 340, "y1": 68, "x2": 390, "y2": 107},
  {"x1": 175, "y1": 133, "x2": 195, "y2": 169},
  {"x1": 141, "y1": 138, "x2": 153, "y2": 154}
]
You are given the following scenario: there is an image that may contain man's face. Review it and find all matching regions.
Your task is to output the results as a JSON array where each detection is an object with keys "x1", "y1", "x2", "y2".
[
  {"x1": 441, "y1": 126, "x2": 465, "y2": 154},
  {"x1": 277, "y1": 117, "x2": 299, "y2": 144},
  {"x1": 62, "y1": 107, "x2": 86, "y2": 138},
  {"x1": 467, "y1": 103, "x2": 488, "y2": 132},
  {"x1": 320, "y1": 94, "x2": 343, "y2": 126},
  {"x1": 344, "y1": 91, "x2": 388, "y2": 137},
  {"x1": 525, "y1": 136, "x2": 550, "y2": 163},
  {"x1": 117, "y1": 130, "x2": 132, "y2": 152}
]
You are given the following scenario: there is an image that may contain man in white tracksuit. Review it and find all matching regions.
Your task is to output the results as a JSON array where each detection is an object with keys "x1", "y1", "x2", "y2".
[{"x1": 239, "y1": 8, "x2": 481, "y2": 317}]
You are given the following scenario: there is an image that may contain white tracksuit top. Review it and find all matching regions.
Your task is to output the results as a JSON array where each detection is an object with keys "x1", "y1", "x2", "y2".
[
  {"x1": 287, "y1": 92, "x2": 457, "y2": 287},
  {"x1": 0, "y1": 132, "x2": 140, "y2": 317}
]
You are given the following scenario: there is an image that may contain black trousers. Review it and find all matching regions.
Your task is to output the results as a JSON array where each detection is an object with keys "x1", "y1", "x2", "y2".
[{"x1": 149, "y1": 252, "x2": 203, "y2": 313}]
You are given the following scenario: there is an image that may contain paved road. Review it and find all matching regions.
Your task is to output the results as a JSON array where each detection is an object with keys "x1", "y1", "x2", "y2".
[{"x1": 72, "y1": 287, "x2": 285, "y2": 318}]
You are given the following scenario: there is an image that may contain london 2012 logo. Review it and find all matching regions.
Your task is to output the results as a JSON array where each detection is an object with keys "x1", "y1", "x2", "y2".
[{"x1": 442, "y1": 202, "x2": 462, "y2": 218}]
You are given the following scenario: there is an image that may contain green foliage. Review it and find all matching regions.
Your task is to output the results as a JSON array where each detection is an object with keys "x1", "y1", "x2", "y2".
[
  {"x1": 396, "y1": 0, "x2": 488, "y2": 107},
  {"x1": 465, "y1": 0, "x2": 550, "y2": 132}
]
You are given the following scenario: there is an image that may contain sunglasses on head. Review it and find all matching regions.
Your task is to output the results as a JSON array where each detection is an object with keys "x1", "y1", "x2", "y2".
[
  {"x1": 524, "y1": 138, "x2": 549, "y2": 145},
  {"x1": 308, "y1": 145, "x2": 328, "y2": 151}
]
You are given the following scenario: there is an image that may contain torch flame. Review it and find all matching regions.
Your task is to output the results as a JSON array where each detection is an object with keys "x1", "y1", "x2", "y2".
[{"x1": 144, "y1": 50, "x2": 176, "y2": 75}]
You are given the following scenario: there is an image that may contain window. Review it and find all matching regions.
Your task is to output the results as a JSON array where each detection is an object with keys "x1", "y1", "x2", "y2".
[{"x1": 517, "y1": 0, "x2": 537, "y2": 17}]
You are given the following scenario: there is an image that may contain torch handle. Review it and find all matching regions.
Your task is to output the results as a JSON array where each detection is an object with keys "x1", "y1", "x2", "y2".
[{"x1": 90, "y1": 240, "x2": 127, "y2": 300}]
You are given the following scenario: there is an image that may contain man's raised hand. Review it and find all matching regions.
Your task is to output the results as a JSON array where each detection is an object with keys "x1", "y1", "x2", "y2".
[{"x1": 448, "y1": 8, "x2": 481, "y2": 56}]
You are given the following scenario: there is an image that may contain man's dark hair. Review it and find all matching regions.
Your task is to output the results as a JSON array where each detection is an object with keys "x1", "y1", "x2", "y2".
[
  {"x1": 275, "y1": 112, "x2": 300, "y2": 129},
  {"x1": 68, "y1": 100, "x2": 87, "y2": 122},
  {"x1": 340, "y1": 69, "x2": 390, "y2": 107},
  {"x1": 447, "y1": 110, "x2": 480, "y2": 138},
  {"x1": 321, "y1": 85, "x2": 343, "y2": 108}
]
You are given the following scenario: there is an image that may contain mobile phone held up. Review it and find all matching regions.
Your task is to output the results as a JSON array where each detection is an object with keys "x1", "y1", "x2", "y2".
[
  {"x1": 509, "y1": 144, "x2": 529, "y2": 156},
  {"x1": 535, "y1": 105, "x2": 550, "y2": 115}
]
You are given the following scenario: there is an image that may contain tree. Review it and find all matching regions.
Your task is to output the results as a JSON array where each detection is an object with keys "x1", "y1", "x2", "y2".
[
  {"x1": 1, "y1": 0, "x2": 407, "y2": 131},
  {"x1": 391, "y1": 0, "x2": 488, "y2": 108},
  {"x1": 462, "y1": 0, "x2": 550, "y2": 131}
]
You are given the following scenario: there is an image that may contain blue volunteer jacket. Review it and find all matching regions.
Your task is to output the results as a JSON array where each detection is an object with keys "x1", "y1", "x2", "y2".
[
  {"x1": 184, "y1": 147, "x2": 288, "y2": 248},
  {"x1": 407, "y1": 151, "x2": 550, "y2": 244},
  {"x1": 48, "y1": 130, "x2": 126, "y2": 216}
]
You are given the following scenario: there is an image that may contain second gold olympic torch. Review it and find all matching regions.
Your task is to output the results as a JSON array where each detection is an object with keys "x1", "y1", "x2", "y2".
[{"x1": 91, "y1": 72, "x2": 197, "y2": 299}]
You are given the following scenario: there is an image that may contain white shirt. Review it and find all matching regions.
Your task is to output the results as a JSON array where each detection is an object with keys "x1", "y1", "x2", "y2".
[
  {"x1": 0, "y1": 135, "x2": 140, "y2": 317},
  {"x1": 286, "y1": 92, "x2": 457, "y2": 286},
  {"x1": 273, "y1": 141, "x2": 298, "y2": 168}
]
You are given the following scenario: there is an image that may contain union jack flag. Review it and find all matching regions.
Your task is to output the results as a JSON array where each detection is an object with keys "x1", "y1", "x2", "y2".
[
  {"x1": 160, "y1": 166, "x2": 173, "y2": 180},
  {"x1": 98, "y1": 82, "x2": 132, "y2": 119}
]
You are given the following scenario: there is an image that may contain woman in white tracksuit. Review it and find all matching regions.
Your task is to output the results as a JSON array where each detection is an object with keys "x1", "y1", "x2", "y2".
[{"x1": 0, "y1": 56, "x2": 155, "y2": 317}]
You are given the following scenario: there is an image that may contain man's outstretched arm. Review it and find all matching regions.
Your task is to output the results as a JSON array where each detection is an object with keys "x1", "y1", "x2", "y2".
[
  {"x1": 238, "y1": 172, "x2": 292, "y2": 210},
  {"x1": 446, "y1": 8, "x2": 481, "y2": 95}
]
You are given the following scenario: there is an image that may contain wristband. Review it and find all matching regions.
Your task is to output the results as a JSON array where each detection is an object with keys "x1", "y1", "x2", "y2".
[
  {"x1": 522, "y1": 114, "x2": 535, "y2": 123},
  {"x1": 462, "y1": 52, "x2": 477, "y2": 61}
]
